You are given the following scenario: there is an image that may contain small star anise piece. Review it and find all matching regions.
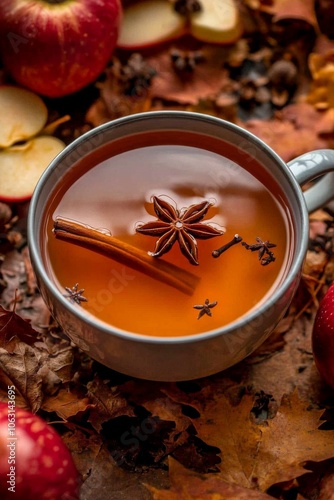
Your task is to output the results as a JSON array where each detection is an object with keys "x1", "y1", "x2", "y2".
[
  {"x1": 136, "y1": 196, "x2": 224, "y2": 265},
  {"x1": 170, "y1": 49, "x2": 205, "y2": 73},
  {"x1": 193, "y1": 298, "x2": 218, "y2": 319},
  {"x1": 114, "y1": 53, "x2": 157, "y2": 97},
  {"x1": 242, "y1": 237, "x2": 276, "y2": 265},
  {"x1": 64, "y1": 283, "x2": 88, "y2": 305}
]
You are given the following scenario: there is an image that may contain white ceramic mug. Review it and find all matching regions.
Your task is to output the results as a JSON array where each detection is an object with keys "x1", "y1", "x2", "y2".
[{"x1": 28, "y1": 111, "x2": 334, "y2": 381}]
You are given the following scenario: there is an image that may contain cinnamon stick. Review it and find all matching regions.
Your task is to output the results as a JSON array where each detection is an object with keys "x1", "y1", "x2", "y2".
[{"x1": 53, "y1": 217, "x2": 200, "y2": 296}]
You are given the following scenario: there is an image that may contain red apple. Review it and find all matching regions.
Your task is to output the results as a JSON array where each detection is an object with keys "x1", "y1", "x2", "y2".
[
  {"x1": 312, "y1": 282, "x2": 334, "y2": 388},
  {"x1": 0, "y1": 0, "x2": 122, "y2": 98},
  {"x1": 0, "y1": 401, "x2": 80, "y2": 498}
]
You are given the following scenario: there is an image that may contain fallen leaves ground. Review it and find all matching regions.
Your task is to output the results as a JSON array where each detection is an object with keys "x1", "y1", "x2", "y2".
[{"x1": 1, "y1": 0, "x2": 334, "y2": 498}]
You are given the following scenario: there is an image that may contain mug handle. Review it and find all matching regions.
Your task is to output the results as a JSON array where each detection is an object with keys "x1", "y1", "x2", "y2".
[{"x1": 288, "y1": 150, "x2": 334, "y2": 214}]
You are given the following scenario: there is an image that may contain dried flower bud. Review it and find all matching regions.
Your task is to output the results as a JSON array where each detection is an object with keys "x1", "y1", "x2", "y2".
[
  {"x1": 170, "y1": 49, "x2": 205, "y2": 73},
  {"x1": 0, "y1": 202, "x2": 12, "y2": 231},
  {"x1": 114, "y1": 54, "x2": 157, "y2": 97},
  {"x1": 268, "y1": 60, "x2": 298, "y2": 89},
  {"x1": 171, "y1": 0, "x2": 202, "y2": 16}
]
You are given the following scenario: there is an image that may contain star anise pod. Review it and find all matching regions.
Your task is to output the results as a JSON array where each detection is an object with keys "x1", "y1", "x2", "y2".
[
  {"x1": 242, "y1": 237, "x2": 276, "y2": 265},
  {"x1": 136, "y1": 196, "x2": 224, "y2": 265},
  {"x1": 114, "y1": 53, "x2": 157, "y2": 97},
  {"x1": 170, "y1": 48, "x2": 205, "y2": 73},
  {"x1": 64, "y1": 283, "x2": 88, "y2": 305},
  {"x1": 193, "y1": 298, "x2": 218, "y2": 319}
]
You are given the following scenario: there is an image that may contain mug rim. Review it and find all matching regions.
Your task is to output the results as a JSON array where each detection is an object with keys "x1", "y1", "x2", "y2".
[{"x1": 28, "y1": 110, "x2": 309, "y2": 345}]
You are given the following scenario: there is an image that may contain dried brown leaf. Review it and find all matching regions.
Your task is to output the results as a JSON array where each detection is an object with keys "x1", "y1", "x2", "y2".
[
  {"x1": 78, "y1": 442, "x2": 168, "y2": 500},
  {"x1": 0, "y1": 341, "x2": 43, "y2": 412},
  {"x1": 272, "y1": 0, "x2": 319, "y2": 28},
  {"x1": 119, "y1": 380, "x2": 192, "y2": 451},
  {"x1": 241, "y1": 102, "x2": 334, "y2": 160},
  {"x1": 87, "y1": 375, "x2": 135, "y2": 432},
  {"x1": 42, "y1": 387, "x2": 92, "y2": 421},
  {"x1": 303, "y1": 250, "x2": 329, "y2": 279},
  {"x1": 147, "y1": 46, "x2": 229, "y2": 105},
  {"x1": 62, "y1": 429, "x2": 103, "y2": 480},
  {"x1": 0, "y1": 303, "x2": 38, "y2": 352},
  {"x1": 146, "y1": 457, "x2": 272, "y2": 499},
  {"x1": 243, "y1": 117, "x2": 324, "y2": 161},
  {"x1": 165, "y1": 386, "x2": 334, "y2": 492},
  {"x1": 35, "y1": 339, "x2": 74, "y2": 385}
]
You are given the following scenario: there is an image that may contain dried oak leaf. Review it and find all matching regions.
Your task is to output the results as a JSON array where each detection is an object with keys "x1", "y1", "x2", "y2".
[
  {"x1": 0, "y1": 302, "x2": 38, "y2": 352},
  {"x1": 166, "y1": 387, "x2": 334, "y2": 492},
  {"x1": 146, "y1": 456, "x2": 272, "y2": 499},
  {"x1": 0, "y1": 341, "x2": 43, "y2": 412},
  {"x1": 37, "y1": 343, "x2": 73, "y2": 385}
]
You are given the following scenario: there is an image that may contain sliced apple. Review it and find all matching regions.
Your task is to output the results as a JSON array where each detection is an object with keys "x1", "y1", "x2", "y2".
[
  {"x1": 117, "y1": 0, "x2": 242, "y2": 49},
  {"x1": 117, "y1": 0, "x2": 186, "y2": 50},
  {"x1": 190, "y1": 0, "x2": 242, "y2": 44},
  {"x1": 0, "y1": 86, "x2": 48, "y2": 148},
  {"x1": 0, "y1": 136, "x2": 65, "y2": 202}
]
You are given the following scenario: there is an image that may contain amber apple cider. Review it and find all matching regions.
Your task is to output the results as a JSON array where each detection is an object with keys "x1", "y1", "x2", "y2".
[{"x1": 43, "y1": 131, "x2": 294, "y2": 337}]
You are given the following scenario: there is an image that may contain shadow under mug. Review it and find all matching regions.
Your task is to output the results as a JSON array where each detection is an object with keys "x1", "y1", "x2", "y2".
[{"x1": 27, "y1": 111, "x2": 334, "y2": 381}]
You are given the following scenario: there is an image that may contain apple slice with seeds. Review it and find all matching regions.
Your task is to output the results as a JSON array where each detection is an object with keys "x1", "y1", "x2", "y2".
[
  {"x1": 190, "y1": 0, "x2": 242, "y2": 44},
  {"x1": 0, "y1": 136, "x2": 65, "y2": 202},
  {"x1": 117, "y1": 0, "x2": 186, "y2": 50},
  {"x1": 0, "y1": 85, "x2": 48, "y2": 148}
]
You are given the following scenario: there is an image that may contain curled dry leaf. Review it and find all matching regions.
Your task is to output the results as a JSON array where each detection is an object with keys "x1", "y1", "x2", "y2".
[
  {"x1": 42, "y1": 387, "x2": 92, "y2": 421},
  {"x1": 271, "y1": 0, "x2": 319, "y2": 28}
]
